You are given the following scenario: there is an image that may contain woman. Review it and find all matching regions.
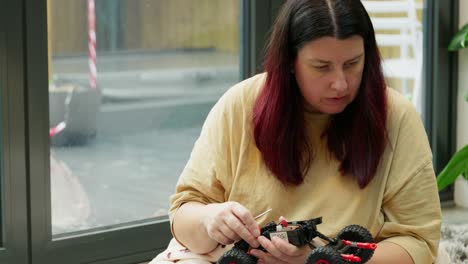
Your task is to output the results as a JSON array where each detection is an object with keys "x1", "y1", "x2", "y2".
[{"x1": 152, "y1": 0, "x2": 441, "y2": 263}]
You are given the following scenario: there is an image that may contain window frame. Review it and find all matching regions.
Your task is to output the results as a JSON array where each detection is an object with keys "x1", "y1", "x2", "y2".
[
  {"x1": 0, "y1": 0, "x2": 30, "y2": 263},
  {"x1": 241, "y1": 0, "x2": 284, "y2": 78},
  {"x1": 424, "y1": 0, "x2": 459, "y2": 201}
]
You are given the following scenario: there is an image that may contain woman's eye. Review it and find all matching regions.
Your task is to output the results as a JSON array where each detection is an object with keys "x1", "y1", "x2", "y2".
[
  {"x1": 315, "y1": 65, "x2": 329, "y2": 71},
  {"x1": 345, "y1": 61, "x2": 359, "y2": 67}
]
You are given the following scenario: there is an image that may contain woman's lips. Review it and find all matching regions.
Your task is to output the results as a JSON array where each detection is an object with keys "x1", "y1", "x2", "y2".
[{"x1": 325, "y1": 96, "x2": 347, "y2": 104}]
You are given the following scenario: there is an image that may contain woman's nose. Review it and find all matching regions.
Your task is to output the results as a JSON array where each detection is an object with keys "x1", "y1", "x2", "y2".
[{"x1": 331, "y1": 70, "x2": 348, "y2": 92}]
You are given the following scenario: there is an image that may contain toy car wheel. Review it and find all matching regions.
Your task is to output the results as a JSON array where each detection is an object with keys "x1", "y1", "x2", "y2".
[
  {"x1": 337, "y1": 225, "x2": 374, "y2": 263},
  {"x1": 306, "y1": 246, "x2": 344, "y2": 264},
  {"x1": 217, "y1": 248, "x2": 257, "y2": 264}
]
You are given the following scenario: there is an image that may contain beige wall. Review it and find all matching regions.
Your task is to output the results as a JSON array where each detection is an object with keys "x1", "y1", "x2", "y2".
[{"x1": 457, "y1": 2, "x2": 468, "y2": 150}]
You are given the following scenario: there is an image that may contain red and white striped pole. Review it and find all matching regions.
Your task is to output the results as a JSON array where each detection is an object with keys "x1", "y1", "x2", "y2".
[{"x1": 87, "y1": 0, "x2": 97, "y2": 89}]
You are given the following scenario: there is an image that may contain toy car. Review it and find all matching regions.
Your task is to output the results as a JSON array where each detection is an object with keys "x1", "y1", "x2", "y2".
[{"x1": 217, "y1": 217, "x2": 377, "y2": 264}]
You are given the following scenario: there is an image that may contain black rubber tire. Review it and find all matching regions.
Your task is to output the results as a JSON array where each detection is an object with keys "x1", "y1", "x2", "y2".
[
  {"x1": 336, "y1": 225, "x2": 375, "y2": 263},
  {"x1": 306, "y1": 246, "x2": 344, "y2": 264},
  {"x1": 217, "y1": 248, "x2": 257, "y2": 264}
]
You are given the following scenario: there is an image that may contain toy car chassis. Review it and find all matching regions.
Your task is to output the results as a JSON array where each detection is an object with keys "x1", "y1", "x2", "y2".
[{"x1": 218, "y1": 217, "x2": 377, "y2": 264}]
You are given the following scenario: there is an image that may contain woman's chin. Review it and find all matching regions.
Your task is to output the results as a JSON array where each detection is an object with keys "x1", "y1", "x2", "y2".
[{"x1": 318, "y1": 104, "x2": 348, "y2": 115}]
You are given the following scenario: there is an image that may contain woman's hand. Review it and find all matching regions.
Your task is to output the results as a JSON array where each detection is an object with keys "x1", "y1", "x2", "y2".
[
  {"x1": 202, "y1": 202, "x2": 261, "y2": 248},
  {"x1": 249, "y1": 216, "x2": 311, "y2": 264},
  {"x1": 249, "y1": 237, "x2": 311, "y2": 264}
]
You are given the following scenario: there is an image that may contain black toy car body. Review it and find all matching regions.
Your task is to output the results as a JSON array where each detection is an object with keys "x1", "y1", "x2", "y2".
[{"x1": 218, "y1": 217, "x2": 377, "y2": 264}]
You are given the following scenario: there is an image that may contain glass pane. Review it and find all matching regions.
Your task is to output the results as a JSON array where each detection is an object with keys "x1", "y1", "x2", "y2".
[
  {"x1": 47, "y1": 0, "x2": 240, "y2": 235},
  {"x1": 362, "y1": 0, "x2": 425, "y2": 115}
]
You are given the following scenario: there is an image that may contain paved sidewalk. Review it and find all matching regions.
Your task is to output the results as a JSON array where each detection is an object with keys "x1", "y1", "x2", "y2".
[{"x1": 51, "y1": 51, "x2": 239, "y2": 101}]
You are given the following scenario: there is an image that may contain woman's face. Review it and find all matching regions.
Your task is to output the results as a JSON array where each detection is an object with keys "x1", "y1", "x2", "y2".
[{"x1": 293, "y1": 35, "x2": 365, "y2": 114}]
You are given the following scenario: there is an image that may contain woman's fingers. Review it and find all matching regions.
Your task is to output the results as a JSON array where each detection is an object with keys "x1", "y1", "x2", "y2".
[
  {"x1": 251, "y1": 216, "x2": 310, "y2": 263},
  {"x1": 225, "y1": 211, "x2": 260, "y2": 248},
  {"x1": 258, "y1": 236, "x2": 288, "y2": 259},
  {"x1": 258, "y1": 236, "x2": 303, "y2": 258},
  {"x1": 231, "y1": 203, "x2": 261, "y2": 237},
  {"x1": 203, "y1": 202, "x2": 260, "y2": 247},
  {"x1": 218, "y1": 221, "x2": 241, "y2": 241},
  {"x1": 209, "y1": 229, "x2": 235, "y2": 245},
  {"x1": 271, "y1": 236, "x2": 303, "y2": 257}
]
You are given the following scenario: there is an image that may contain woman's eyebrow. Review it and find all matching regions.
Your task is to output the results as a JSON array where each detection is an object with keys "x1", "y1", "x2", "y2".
[
  {"x1": 309, "y1": 59, "x2": 331, "y2": 64},
  {"x1": 345, "y1": 53, "x2": 364, "y2": 62},
  {"x1": 308, "y1": 53, "x2": 364, "y2": 64}
]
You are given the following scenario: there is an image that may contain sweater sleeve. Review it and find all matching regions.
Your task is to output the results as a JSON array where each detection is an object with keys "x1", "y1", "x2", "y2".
[
  {"x1": 378, "y1": 97, "x2": 442, "y2": 264},
  {"x1": 168, "y1": 96, "x2": 231, "y2": 224},
  {"x1": 168, "y1": 75, "x2": 263, "y2": 225}
]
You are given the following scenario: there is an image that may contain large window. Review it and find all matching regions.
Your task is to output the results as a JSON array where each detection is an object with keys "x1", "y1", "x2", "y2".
[
  {"x1": 47, "y1": 0, "x2": 240, "y2": 235},
  {"x1": 26, "y1": 0, "x2": 241, "y2": 263}
]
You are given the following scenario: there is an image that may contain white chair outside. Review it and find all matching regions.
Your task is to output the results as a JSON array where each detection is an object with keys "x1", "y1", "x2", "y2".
[{"x1": 362, "y1": 0, "x2": 423, "y2": 114}]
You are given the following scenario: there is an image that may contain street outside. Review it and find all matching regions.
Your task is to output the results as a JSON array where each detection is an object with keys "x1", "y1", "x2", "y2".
[{"x1": 49, "y1": 51, "x2": 239, "y2": 235}]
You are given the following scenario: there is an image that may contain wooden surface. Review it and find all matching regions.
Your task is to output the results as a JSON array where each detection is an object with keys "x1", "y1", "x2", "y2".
[{"x1": 48, "y1": 0, "x2": 239, "y2": 55}]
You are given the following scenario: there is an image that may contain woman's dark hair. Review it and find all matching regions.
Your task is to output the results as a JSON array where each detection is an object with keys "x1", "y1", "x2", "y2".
[{"x1": 253, "y1": 0, "x2": 387, "y2": 188}]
